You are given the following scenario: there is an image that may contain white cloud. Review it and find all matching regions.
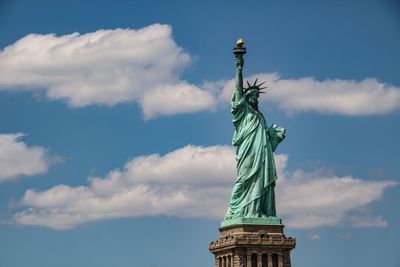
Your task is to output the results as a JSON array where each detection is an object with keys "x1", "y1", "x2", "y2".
[
  {"x1": 350, "y1": 215, "x2": 388, "y2": 228},
  {"x1": 0, "y1": 24, "x2": 216, "y2": 119},
  {"x1": 276, "y1": 167, "x2": 397, "y2": 228},
  {"x1": 0, "y1": 133, "x2": 49, "y2": 182},
  {"x1": 217, "y1": 73, "x2": 400, "y2": 116},
  {"x1": 140, "y1": 82, "x2": 215, "y2": 119},
  {"x1": 14, "y1": 145, "x2": 235, "y2": 229},
  {"x1": 2, "y1": 25, "x2": 399, "y2": 118},
  {"x1": 13, "y1": 145, "x2": 397, "y2": 230}
]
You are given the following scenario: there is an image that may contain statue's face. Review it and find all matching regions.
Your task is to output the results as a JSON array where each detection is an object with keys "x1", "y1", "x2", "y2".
[{"x1": 247, "y1": 92, "x2": 259, "y2": 109}]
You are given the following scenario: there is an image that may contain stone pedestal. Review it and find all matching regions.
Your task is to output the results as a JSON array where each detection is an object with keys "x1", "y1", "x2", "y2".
[{"x1": 209, "y1": 224, "x2": 295, "y2": 267}]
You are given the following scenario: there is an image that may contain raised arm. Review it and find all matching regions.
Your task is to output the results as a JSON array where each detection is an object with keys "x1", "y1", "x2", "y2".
[{"x1": 233, "y1": 55, "x2": 244, "y2": 100}]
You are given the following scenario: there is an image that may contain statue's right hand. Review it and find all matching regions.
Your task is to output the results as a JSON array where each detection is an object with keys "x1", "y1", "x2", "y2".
[{"x1": 236, "y1": 57, "x2": 244, "y2": 70}]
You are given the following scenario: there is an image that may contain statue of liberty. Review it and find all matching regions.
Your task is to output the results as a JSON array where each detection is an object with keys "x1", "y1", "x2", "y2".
[{"x1": 223, "y1": 39, "x2": 286, "y2": 226}]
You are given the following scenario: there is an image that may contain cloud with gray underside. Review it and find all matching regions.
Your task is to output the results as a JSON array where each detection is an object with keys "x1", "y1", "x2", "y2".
[
  {"x1": 13, "y1": 145, "x2": 397, "y2": 230},
  {"x1": 0, "y1": 24, "x2": 215, "y2": 119},
  {"x1": 216, "y1": 73, "x2": 400, "y2": 116},
  {"x1": 1, "y1": 25, "x2": 400, "y2": 118}
]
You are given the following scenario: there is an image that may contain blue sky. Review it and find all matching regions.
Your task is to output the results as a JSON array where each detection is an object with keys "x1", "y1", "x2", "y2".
[{"x1": 0, "y1": 0, "x2": 399, "y2": 266}]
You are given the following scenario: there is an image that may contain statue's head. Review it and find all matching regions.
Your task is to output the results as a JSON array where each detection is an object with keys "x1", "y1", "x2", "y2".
[
  {"x1": 244, "y1": 78, "x2": 267, "y2": 110},
  {"x1": 246, "y1": 89, "x2": 259, "y2": 109}
]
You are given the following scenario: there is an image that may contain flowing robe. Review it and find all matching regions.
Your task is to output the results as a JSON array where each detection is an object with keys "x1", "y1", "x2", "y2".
[{"x1": 224, "y1": 92, "x2": 285, "y2": 220}]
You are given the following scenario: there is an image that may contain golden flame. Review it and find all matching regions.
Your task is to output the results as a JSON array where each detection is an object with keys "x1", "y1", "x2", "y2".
[{"x1": 236, "y1": 38, "x2": 244, "y2": 47}]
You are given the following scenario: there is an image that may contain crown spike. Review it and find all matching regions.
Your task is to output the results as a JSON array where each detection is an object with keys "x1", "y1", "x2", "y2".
[
  {"x1": 246, "y1": 80, "x2": 251, "y2": 87},
  {"x1": 253, "y1": 78, "x2": 258, "y2": 86}
]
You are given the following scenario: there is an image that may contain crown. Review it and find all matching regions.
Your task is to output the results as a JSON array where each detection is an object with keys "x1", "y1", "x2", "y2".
[{"x1": 244, "y1": 78, "x2": 268, "y2": 96}]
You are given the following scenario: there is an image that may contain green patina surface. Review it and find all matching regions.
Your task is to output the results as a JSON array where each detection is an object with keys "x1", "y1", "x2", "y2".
[{"x1": 222, "y1": 41, "x2": 285, "y2": 227}]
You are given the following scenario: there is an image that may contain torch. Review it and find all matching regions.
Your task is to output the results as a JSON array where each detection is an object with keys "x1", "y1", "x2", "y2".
[
  {"x1": 233, "y1": 38, "x2": 246, "y2": 56},
  {"x1": 233, "y1": 38, "x2": 246, "y2": 71}
]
